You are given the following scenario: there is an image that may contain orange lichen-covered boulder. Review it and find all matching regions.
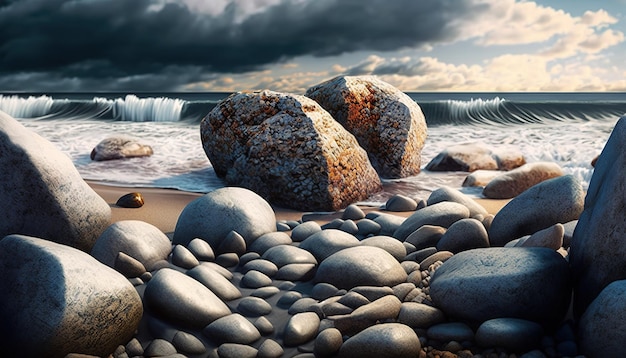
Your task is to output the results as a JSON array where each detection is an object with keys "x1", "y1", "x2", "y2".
[
  {"x1": 200, "y1": 90, "x2": 382, "y2": 211},
  {"x1": 306, "y1": 76, "x2": 427, "y2": 178}
]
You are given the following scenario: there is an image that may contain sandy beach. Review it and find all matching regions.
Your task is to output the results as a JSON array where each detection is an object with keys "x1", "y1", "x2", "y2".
[{"x1": 89, "y1": 181, "x2": 510, "y2": 234}]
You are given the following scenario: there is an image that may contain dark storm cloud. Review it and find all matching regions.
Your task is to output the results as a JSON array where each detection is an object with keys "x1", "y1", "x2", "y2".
[{"x1": 0, "y1": 0, "x2": 488, "y2": 90}]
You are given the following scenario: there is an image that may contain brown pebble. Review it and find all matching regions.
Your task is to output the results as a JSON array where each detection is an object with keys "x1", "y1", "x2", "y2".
[{"x1": 116, "y1": 192, "x2": 145, "y2": 208}]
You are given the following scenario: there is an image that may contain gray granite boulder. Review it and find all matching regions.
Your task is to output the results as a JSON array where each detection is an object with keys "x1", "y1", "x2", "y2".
[
  {"x1": 173, "y1": 187, "x2": 276, "y2": 247},
  {"x1": 306, "y1": 75, "x2": 427, "y2": 178},
  {"x1": 489, "y1": 175, "x2": 584, "y2": 247},
  {"x1": 316, "y1": 246, "x2": 407, "y2": 289},
  {"x1": 425, "y1": 142, "x2": 525, "y2": 172},
  {"x1": 0, "y1": 112, "x2": 110, "y2": 252},
  {"x1": 393, "y1": 201, "x2": 470, "y2": 241},
  {"x1": 430, "y1": 247, "x2": 571, "y2": 325},
  {"x1": 0, "y1": 235, "x2": 142, "y2": 357},
  {"x1": 201, "y1": 90, "x2": 382, "y2": 211},
  {"x1": 578, "y1": 280, "x2": 626, "y2": 356},
  {"x1": 570, "y1": 117, "x2": 626, "y2": 317},
  {"x1": 91, "y1": 220, "x2": 172, "y2": 271},
  {"x1": 338, "y1": 323, "x2": 421, "y2": 358},
  {"x1": 483, "y1": 162, "x2": 563, "y2": 199},
  {"x1": 90, "y1": 134, "x2": 153, "y2": 161}
]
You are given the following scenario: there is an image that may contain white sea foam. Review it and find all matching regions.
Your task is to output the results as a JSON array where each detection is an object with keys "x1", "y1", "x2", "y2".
[{"x1": 17, "y1": 113, "x2": 615, "y2": 204}]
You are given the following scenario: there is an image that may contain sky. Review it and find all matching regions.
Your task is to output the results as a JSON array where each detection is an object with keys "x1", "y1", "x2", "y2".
[{"x1": 0, "y1": 0, "x2": 625, "y2": 93}]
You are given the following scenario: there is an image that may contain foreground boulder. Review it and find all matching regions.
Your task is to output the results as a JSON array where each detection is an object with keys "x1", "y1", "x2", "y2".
[
  {"x1": 425, "y1": 142, "x2": 525, "y2": 172},
  {"x1": 482, "y1": 162, "x2": 563, "y2": 199},
  {"x1": 489, "y1": 175, "x2": 584, "y2": 247},
  {"x1": 0, "y1": 235, "x2": 143, "y2": 357},
  {"x1": 578, "y1": 280, "x2": 626, "y2": 356},
  {"x1": 201, "y1": 90, "x2": 382, "y2": 211},
  {"x1": 0, "y1": 111, "x2": 111, "y2": 252},
  {"x1": 173, "y1": 187, "x2": 276, "y2": 247},
  {"x1": 306, "y1": 75, "x2": 427, "y2": 178},
  {"x1": 90, "y1": 134, "x2": 153, "y2": 161},
  {"x1": 570, "y1": 116, "x2": 626, "y2": 317},
  {"x1": 430, "y1": 247, "x2": 571, "y2": 326}
]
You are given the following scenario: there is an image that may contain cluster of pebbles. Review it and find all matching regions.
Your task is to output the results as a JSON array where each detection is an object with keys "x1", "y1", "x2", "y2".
[{"x1": 72, "y1": 173, "x2": 583, "y2": 358}]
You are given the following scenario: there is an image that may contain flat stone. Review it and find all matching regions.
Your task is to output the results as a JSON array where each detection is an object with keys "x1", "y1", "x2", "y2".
[
  {"x1": 291, "y1": 221, "x2": 322, "y2": 242},
  {"x1": 203, "y1": 313, "x2": 261, "y2": 344},
  {"x1": 283, "y1": 312, "x2": 321, "y2": 347},
  {"x1": 393, "y1": 202, "x2": 470, "y2": 241},
  {"x1": 242, "y1": 259, "x2": 279, "y2": 276},
  {"x1": 0, "y1": 235, "x2": 142, "y2": 357},
  {"x1": 430, "y1": 247, "x2": 571, "y2": 325},
  {"x1": 249, "y1": 231, "x2": 292, "y2": 255},
  {"x1": 237, "y1": 297, "x2": 272, "y2": 317},
  {"x1": 483, "y1": 162, "x2": 564, "y2": 199},
  {"x1": 241, "y1": 270, "x2": 273, "y2": 289},
  {"x1": 144, "y1": 268, "x2": 230, "y2": 328},
  {"x1": 315, "y1": 246, "x2": 407, "y2": 289},
  {"x1": 91, "y1": 220, "x2": 172, "y2": 271},
  {"x1": 489, "y1": 175, "x2": 584, "y2": 246},
  {"x1": 187, "y1": 238, "x2": 215, "y2": 261},
  {"x1": 475, "y1": 318, "x2": 544, "y2": 352},
  {"x1": 187, "y1": 264, "x2": 242, "y2": 301},
  {"x1": 398, "y1": 302, "x2": 446, "y2": 328},
  {"x1": 172, "y1": 187, "x2": 276, "y2": 247},
  {"x1": 436, "y1": 218, "x2": 489, "y2": 253},
  {"x1": 262, "y1": 244, "x2": 317, "y2": 267},
  {"x1": 385, "y1": 194, "x2": 418, "y2": 212},
  {"x1": 299, "y1": 229, "x2": 360, "y2": 262},
  {"x1": 360, "y1": 235, "x2": 407, "y2": 261},
  {"x1": 428, "y1": 186, "x2": 488, "y2": 218},
  {"x1": 171, "y1": 244, "x2": 200, "y2": 269},
  {"x1": 405, "y1": 225, "x2": 446, "y2": 250},
  {"x1": 314, "y1": 328, "x2": 343, "y2": 357},
  {"x1": 338, "y1": 323, "x2": 421, "y2": 358}
]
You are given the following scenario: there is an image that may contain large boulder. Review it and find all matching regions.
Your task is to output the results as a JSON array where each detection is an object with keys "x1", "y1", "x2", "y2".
[
  {"x1": 482, "y1": 162, "x2": 563, "y2": 199},
  {"x1": 578, "y1": 280, "x2": 626, "y2": 356},
  {"x1": 172, "y1": 187, "x2": 276, "y2": 247},
  {"x1": 430, "y1": 247, "x2": 571, "y2": 326},
  {"x1": 425, "y1": 142, "x2": 525, "y2": 172},
  {"x1": 570, "y1": 116, "x2": 626, "y2": 317},
  {"x1": 0, "y1": 112, "x2": 111, "y2": 252},
  {"x1": 0, "y1": 235, "x2": 143, "y2": 357},
  {"x1": 488, "y1": 175, "x2": 584, "y2": 247},
  {"x1": 200, "y1": 90, "x2": 382, "y2": 211},
  {"x1": 305, "y1": 75, "x2": 427, "y2": 178},
  {"x1": 90, "y1": 134, "x2": 153, "y2": 161}
]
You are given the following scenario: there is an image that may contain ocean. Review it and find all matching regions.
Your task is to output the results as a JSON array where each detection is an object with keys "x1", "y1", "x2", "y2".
[{"x1": 3, "y1": 91, "x2": 625, "y2": 206}]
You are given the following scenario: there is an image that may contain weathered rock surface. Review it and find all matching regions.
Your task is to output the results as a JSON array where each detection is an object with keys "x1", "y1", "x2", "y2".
[
  {"x1": 578, "y1": 280, "x2": 626, "y2": 357},
  {"x1": 570, "y1": 117, "x2": 626, "y2": 317},
  {"x1": 425, "y1": 142, "x2": 525, "y2": 172},
  {"x1": 316, "y1": 246, "x2": 407, "y2": 289},
  {"x1": 90, "y1": 134, "x2": 153, "y2": 161},
  {"x1": 338, "y1": 323, "x2": 421, "y2": 358},
  {"x1": 172, "y1": 187, "x2": 276, "y2": 247},
  {"x1": 0, "y1": 235, "x2": 142, "y2": 357},
  {"x1": 489, "y1": 175, "x2": 584, "y2": 247},
  {"x1": 430, "y1": 247, "x2": 571, "y2": 325},
  {"x1": 306, "y1": 75, "x2": 427, "y2": 178},
  {"x1": 91, "y1": 220, "x2": 172, "y2": 271},
  {"x1": 0, "y1": 112, "x2": 110, "y2": 252},
  {"x1": 483, "y1": 162, "x2": 564, "y2": 199},
  {"x1": 201, "y1": 90, "x2": 382, "y2": 211}
]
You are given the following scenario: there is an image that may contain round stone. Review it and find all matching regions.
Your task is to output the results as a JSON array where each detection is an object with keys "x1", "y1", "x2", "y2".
[
  {"x1": 338, "y1": 323, "x2": 421, "y2": 358},
  {"x1": 116, "y1": 192, "x2": 145, "y2": 208}
]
